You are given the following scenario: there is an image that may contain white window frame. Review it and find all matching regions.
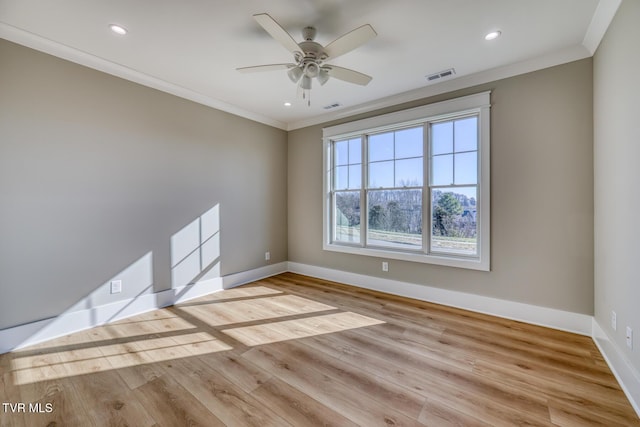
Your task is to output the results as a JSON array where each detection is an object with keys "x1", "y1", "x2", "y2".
[{"x1": 322, "y1": 92, "x2": 491, "y2": 271}]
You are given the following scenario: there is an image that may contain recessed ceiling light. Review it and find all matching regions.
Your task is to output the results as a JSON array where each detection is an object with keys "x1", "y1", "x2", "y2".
[
  {"x1": 284, "y1": 102, "x2": 292, "y2": 107},
  {"x1": 109, "y1": 24, "x2": 128, "y2": 35},
  {"x1": 485, "y1": 30, "x2": 501, "y2": 41}
]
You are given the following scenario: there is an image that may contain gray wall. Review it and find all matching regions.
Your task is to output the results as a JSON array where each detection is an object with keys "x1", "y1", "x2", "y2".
[
  {"x1": 289, "y1": 59, "x2": 594, "y2": 314},
  {"x1": 0, "y1": 39, "x2": 288, "y2": 330},
  {"x1": 594, "y1": 0, "x2": 640, "y2": 371}
]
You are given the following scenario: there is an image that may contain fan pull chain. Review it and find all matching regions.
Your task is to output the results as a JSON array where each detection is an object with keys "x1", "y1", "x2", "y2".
[{"x1": 301, "y1": 88, "x2": 311, "y2": 107}]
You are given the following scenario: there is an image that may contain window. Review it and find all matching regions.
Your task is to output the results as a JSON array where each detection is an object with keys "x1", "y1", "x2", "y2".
[
  {"x1": 323, "y1": 92, "x2": 490, "y2": 270},
  {"x1": 367, "y1": 126, "x2": 423, "y2": 250}
]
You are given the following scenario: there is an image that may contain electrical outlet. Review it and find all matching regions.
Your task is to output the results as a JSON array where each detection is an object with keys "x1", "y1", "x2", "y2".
[
  {"x1": 382, "y1": 261, "x2": 389, "y2": 272},
  {"x1": 611, "y1": 311, "x2": 617, "y2": 331},
  {"x1": 110, "y1": 280, "x2": 122, "y2": 294},
  {"x1": 626, "y1": 327, "x2": 633, "y2": 349},
  {"x1": 265, "y1": 251, "x2": 270, "y2": 261}
]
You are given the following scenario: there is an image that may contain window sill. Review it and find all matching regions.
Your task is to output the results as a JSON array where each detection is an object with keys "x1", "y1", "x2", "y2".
[{"x1": 323, "y1": 242, "x2": 490, "y2": 271}]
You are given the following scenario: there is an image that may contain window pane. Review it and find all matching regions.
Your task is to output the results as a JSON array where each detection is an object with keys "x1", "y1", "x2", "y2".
[
  {"x1": 431, "y1": 122, "x2": 453, "y2": 155},
  {"x1": 431, "y1": 187, "x2": 477, "y2": 256},
  {"x1": 454, "y1": 117, "x2": 477, "y2": 152},
  {"x1": 349, "y1": 138, "x2": 361, "y2": 164},
  {"x1": 334, "y1": 165, "x2": 348, "y2": 190},
  {"x1": 369, "y1": 160, "x2": 394, "y2": 188},
  {"x1": 395, "y1": 157, "x2": 423, "y2": 187},
  {"x1": 454, "y1": 152, "x2": 477, "y2": 185},
  {"x1": 367, "y1": 189, "x2": 422, "y2": 249},
  {"x1": 335, "y1": 140, "x2": 349, "y2": 166},
  {"x1": 335, "y1": 192, "x2": 361, "y2": 243},
  {"x1": 348, "y1": 164, "x2": 361, "y2": 189},
  {"x1": 369, "y1": 132, "x2": 394, "y2": 162},
  {"x1": 395, "y1": 127, "x2": 423, "y2": 159},
  {"x1": 432, "y1": 154, "x2": 453, "y2": 185}
]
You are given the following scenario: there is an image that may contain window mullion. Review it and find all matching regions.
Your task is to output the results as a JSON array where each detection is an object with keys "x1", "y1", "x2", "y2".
[
  {"x1": 330, "y1": 142, "x2": 336, "y2": 244},
  {"x1": 330, "y1": 190, "x2": 336, "y2": 243},
  {"x1": 325, "y1": 141, "x2": 336, "y2": 243},
  {"x1": 361, "y1": 135, "x2": 367, "y2": 248},
  {"x1": 424, "y1": 122, "x2": 430, "y2": 255},
  {"x1": 451, "y1": 119, "x2": 456, "y2": 186}
]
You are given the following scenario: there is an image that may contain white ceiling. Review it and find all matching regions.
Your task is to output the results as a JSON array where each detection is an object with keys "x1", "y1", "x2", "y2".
[{"x1": 0, "y1": 0, "x2": 620, "y2": 130}]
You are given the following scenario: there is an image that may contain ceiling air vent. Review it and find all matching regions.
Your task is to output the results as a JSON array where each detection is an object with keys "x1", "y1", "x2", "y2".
[
  {"x1": 426, "y1": 68, "x2": 456, "y2": 83},
  {"x1": 323, "y1": 102, "x2": 342, "y2": 110}
]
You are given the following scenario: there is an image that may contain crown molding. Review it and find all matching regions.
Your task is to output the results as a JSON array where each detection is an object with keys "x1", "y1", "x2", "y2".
[
  {"x1": 0, "y1": 22, "x2": 288, "y2": 131},
  {"x1": 583, "y1": 0, "x2": 622, "y2": 55}
]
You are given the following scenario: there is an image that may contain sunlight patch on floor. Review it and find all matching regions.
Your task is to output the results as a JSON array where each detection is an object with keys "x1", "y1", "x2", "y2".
[
  {"x1": 178, "y1": 294, "x2": 336, "y2": 327},
  {"x1": 10, "y1": 332, "x2": 230, "y2": 385},
  {"x1": 221, "y1": 311, "x2": 385, "y2": 346},
  {"x1": 185, "y1": 285, "x2": 283, "y2": 303},
  {"x1": 7, "y1": 285, "x2": 377, "y2": 386}
]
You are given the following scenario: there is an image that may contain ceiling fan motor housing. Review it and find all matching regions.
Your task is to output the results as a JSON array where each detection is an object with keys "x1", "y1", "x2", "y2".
[
  {"x1": 295, "y1": 37, "x2": 328, "y2": 79},
  {"x1": 298, "y1": 40, "x2": 328, "y2": 62}
]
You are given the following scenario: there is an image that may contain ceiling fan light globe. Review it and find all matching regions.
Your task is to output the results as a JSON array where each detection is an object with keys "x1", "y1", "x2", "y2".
[
  {"x1": 301, "y1": 75, "x2": 312, "y2": 90},
  {"x1": 317, "y1": 69, "x2": 330, "y2": 85},
  {"x1": 287, "y1": 66, "x2": 303, "y2": 83},
  {"x1": 304, "y1": 62, "x2": 320, "y2": 78}
]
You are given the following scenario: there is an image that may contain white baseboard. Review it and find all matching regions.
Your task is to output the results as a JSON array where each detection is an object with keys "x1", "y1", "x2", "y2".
[
  {"x1": 0, "y1": 262, "x2": 287, "y2": 354},
  {"x1": 222, "y1": 262, "x2": 289, "y2": 289},
  {"x1": 592, "y1": 319, "x2": 640, "y2": 417},
  {"x1": 287, "y1": 262, "x2": 593, "y2": 336}
]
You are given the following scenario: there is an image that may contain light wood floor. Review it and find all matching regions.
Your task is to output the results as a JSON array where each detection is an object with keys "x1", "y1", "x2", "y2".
[{"x1": 1, "y1": 272, "x2": 638, "y2": 426}]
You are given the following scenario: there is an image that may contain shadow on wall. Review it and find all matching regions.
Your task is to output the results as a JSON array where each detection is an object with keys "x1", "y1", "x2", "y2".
[{"x1": 0, "y1": 203, "x2": 223, "y2": 353}]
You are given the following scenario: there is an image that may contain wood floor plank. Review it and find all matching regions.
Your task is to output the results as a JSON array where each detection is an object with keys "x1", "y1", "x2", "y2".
[
  {"x1": 0, "y1": 371, "x2": 26, "y2": 427},
  {"x1": 197, "y1": 350, "x2": 273, "y2": 394},
  {"x1": 163, "y1": 355, "x2": 293, "y2": 427},
  {"x1": 352, "y1": 322, "x2": 476, "y2": 373},
  {"x1": 0, "y1": 272, "x2": 637, "y2": 426},
  {"x1": 132, "y1": 364, "x2": 226, "y2": 426},
  {"x1": 12, "y1": 373, "x2": 91, "y2": 426},
  {"x1": 350, "y1": 328, "x2": 551, "y2": 417},
  {"x1": 71, "y1": 370, "x2": 157, "y2": 426},
  {"x1": 299, "y1": 330, "x2": 556, "y2": 426},
  {"x1": 441, "y1": 327, "x2": 616, "y2": 386},
  {"x1": 264, "y1": 275, "x2": 448, "y2": 333},
  {"x1": 440, "y1": 328, "x2": 619, "y2": 389},
  {"x1": 242, "y1": 344, "x2": 426, "y2": 426},
  {"x1": 547, "y1": 398, "x2": 637, "y2": 427},
  {"x1": 268, "y1": 339, "x2": 427, "y2": 419},
  {"x1": 418, "y1": 399, "x2": 492, "y2": 427},
  {"x1": 472, "y1": 358, "x2": 636, "y2": 420},
  {"x1": 251, "y1": 376, "x2": 361, "y2": 427}
]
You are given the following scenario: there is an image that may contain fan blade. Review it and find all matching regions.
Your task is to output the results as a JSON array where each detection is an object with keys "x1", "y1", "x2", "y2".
[
  {"x1": 324, "y1": 24, "x2": 376, "y2": 59},
  {"x1": 326, "y1": 65, "x2": 372, "y2": 86},
  {"x1": 236, "y1": 64, "x2": 295, "y2": 73},
  {"x1": 253, "y1": 13, "x2": 301, "y2": 54}
]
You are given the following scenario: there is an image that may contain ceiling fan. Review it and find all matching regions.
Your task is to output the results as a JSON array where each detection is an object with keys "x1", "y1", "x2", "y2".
[{"x1": 237, "y1": 13, "x2": 377, "y2": 104}]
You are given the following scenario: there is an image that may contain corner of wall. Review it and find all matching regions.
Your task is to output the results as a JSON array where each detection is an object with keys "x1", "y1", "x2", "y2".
[{"x1": 592, "y1": 318, "x2": 640, "y2": 417}]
